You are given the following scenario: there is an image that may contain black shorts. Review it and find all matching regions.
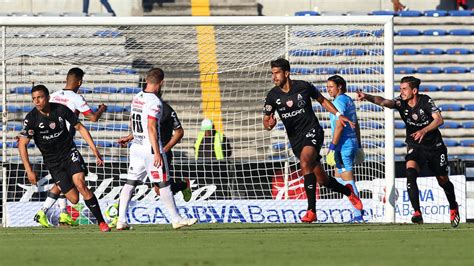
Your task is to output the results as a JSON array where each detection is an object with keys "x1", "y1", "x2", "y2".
[
  {"x1": 405, "y1": 145, "x2": 449, "y2": 176},
  {"x1": 290, "y1": 127, "x2": 324, "y2": 160},
  {"x1": 46, "y1": 148, "x2": 88, "y2": 193}
]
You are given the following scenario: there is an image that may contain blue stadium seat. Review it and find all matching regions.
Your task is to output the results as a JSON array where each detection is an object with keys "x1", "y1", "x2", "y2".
[
  {"x1": 83, "y1": 123, "x2": 104, "y2": 130},
  {"x1": 339, "y1": 67, "x2": 364, "y2": 75},
  {"x1": 295, "y1": 11, "x2": 320, "y2": 16},
  {"x1": 319, "y1": 122, "x2": 330, "y2": 129},
  {"x1": 119, "y1": 87, "x2": 142, "y2": 94},
  {"x1": 10, "y1": 86, "x2": 31, "y2": 94},
  {"x1": 345, "y1": 29, "x2": 371, "y2": 37},
  {"x1": 313, "y1": 67, "x2": 337, "y2": 75},
  {"x1": 395, "y1": 67, "x2": 416, "y2": 74},
  {"x1": 315, "y1": 86, "x2": 327, "y2": 93},
  {"x1": 394, "y1": 85, "x2": 400, "y2": 91},
  {"x1": 394, "y1": 48, "x2": 418, "y2": 55},
  {"x1": 394, "y1": 140, "x2": 406, "y2": 147},
  {"x1": 93, "y1": 86, "x2": 119, "y2": 93},
  {"x1": 423, "y1": 29, "x2": 447, "y2": 36},
  {"x1": 396, "y1": 29, "x2": 422, "y2": 36},
  {"x1": 467, "y1": 85, "x2": 474, "y2": 92},
  {"x1": 360, "y1": 121, "x2": 384, "y2": 129},
  {"x1": 417, "y1": 66, "x2": 443, "y2": 74},
  {"x1": 419, "y1": 84, "x2": 439, "y2": 92},
  {"x1": 268, "y1": 155, "x2": 289, "y2": 161},
  {"x1": 365, "y1": 67, "x2": 384, "y2": 74},
  {"x1": 368, "y1": 49, "x2": 384, "y2": 56},
  {"x1": 346, "y1": 85, "x2": 359, "y2": 92},
  {"x1": 362, "y1": 140, "x2": 385, "y2": 148},
  {"x1": 419, "y1": 48, "x2": 444, "y2": 55},
  {"x1": 372, "y1": 29, "x2": 384, "y2": 37},
  {"x1": 272, "y1": 142, "x2": 287, "y2": 150},
  {"x1": 0, "y1": 122, "x2": 23, "y2": 131},
  {"x1": 464, "y1": 104, "x2": 474, "y2": 111},
  {"x1": 312, "y1": 104, "x2": 326, "y2": 112},
  {"x1": 371, "y1": 10, "x2": 396, "y2": 16},
  {"x1": 440, "y1": 121, "x2": 461, "y2": 128},
  {"x1": 460, "y1": 139, "x2": 474, "y2": 147},
  {"x1": 105, "y1": 105, "x2": 125, "y2": 113},
  {"x1": 315, "y1": 49, "x2": 341, "y2": 56},
  {"x1": 449, "y1": 29, "x2": 473, "y2": 36},
  {"x1": 395, "y1": 121, "x2": 406, "y2": 129},
  {"x1": 342, "y1": 48, "x2": 366, "y2": 56},
  {"x1": 444, "y1": 139, "x2": 459, "y2": 147},
  {"x1": 446, "y1": 48, "x2": 470, "y2": 55},
  {"x1": 111, "y1": 68, "x2": 137, "y2": 74},
  {"x1": 438, "y1": 104, "x2": 463, "y2": 111},
  {"x1": 440, "y1": 85, "x2": 464, "y2": 91},
  {"x1": 363, "y1": 85, "x2": 384, "y2": 92},
  {"x1": 289, "y1": 49, "x2": 316, "y2": 56},
  {"x1": 359, "y1": 104, "x2": 383, "y2": 112},
  {"x1": 315, "y1": 29, "x2": 345, "y2": 37},
  {"x1": 78, "y1": 87, "x2": 93, "y2": 94},
  {"x1": 444, "y1": 66, "x2": 468, "y2": 74},
  {"x1": 293, "y1": 31, "x2": 318, "y2": 37},
  {"x1": 105, "y1": 123, "x2": 129, "y2": 131},
  {"x1": 461, "y1": 121, "x2": 474, "y2": 128},
  {"x1": 0, "y1": 105, "x2": 21, "y2": 113},
  {"x1": 448, "y1": 10, "x2": 473, "y2": 17},
  {"x1": 276, "y1": 123, "x2": 285, "y2": 130},
  {"x1": 291, "y1": 68, "x2": 312, "y2": 75},
  {"x1": 398, "y1": 10, "x2": 422, "y2": 17},
  {"x1": 93, "y1": 30, "x2": 122, "y2": 37},
  {"x1": 95, "y1": 140, "x2": 114, "y2": 147},
  {"x1": 424, "y1": 10, "x2": 448, "y2": 17}
]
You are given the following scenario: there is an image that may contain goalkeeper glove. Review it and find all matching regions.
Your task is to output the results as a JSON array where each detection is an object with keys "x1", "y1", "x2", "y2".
[
  {"x1": 354, "y1": 148, "x2": 365, "y2": 164},
  {"x1": 326, "y1": 143, "x2": 336, "y2": 166}
]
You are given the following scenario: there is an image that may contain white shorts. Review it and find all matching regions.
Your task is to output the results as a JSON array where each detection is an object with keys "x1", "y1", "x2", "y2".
[{"x1": 127, "y1": 143, "x2": 169, "y2": 184}]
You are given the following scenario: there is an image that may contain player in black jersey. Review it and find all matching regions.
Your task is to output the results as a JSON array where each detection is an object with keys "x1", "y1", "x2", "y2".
[
  {"x1": 263, "y1": 58, "x2": 363, "y2": 223},
  {"x1": 357, "y1": 76, "x2": 460, "y2": 227},
  {"x1": 18, "y1": 85, "x2": 111, "y2": 232}
]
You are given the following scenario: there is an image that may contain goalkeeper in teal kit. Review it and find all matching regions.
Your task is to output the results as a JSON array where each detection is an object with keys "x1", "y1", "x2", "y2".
[{"x1": 325, "y1": 75, "x2": 365, "y2": 223}]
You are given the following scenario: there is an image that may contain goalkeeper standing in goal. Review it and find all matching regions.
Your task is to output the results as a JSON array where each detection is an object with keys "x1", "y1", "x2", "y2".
[
  {"x1": 325, "y1": 75, "x2": 365, "y2": 223},
  {"x1": 18, "y1": 85, "x2": 110, "y2": 232},
  {"x1": 357, "y1": 76, "x2": 460, "y2": 227},
  {"x1": 33, "y1": 67, "x2": 108, "y2": 227},
  {"x1": 114, "y1": 68, "x2": 197, "y2": 230},
  {"x1": 263, "y1": 58, "x2": 363, "y2": 223}
]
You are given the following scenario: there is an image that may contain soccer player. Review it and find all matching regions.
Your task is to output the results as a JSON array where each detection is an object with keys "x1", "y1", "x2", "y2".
[
  {"x1": 18, "y1": 85, "x2": 110, "y2": 232},
  {"x1": 356, "y1": 76, "x2": 460, "y2": 227},
  {"x1": 325, "y1": 75, "x2": 365, "y2": 223},
  {"x1": 33, "y1": 67, "x2": 108, "y2": 227},
  {"x1": 263, "y1": 58, "x2": 363, "y2": 223},
  {"x1": 114, "y1": 68, "x2": 197, "y2": 230}
]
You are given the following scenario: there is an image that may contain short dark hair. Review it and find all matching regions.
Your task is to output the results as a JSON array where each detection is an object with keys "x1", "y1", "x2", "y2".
[
  {"x1": 400, "y1": 76, "x2": 421, "y2": 90},
  {"x1": 67, "y1": 67, "x2": 85, "y2": 81},
  {"x1": 146, "y1": 68, "x2": 165, "y2": 84},
  {"x1": 31, "y1": 84, "x2": 49, "y2": 96},
  {"x1": 271, "y1": 58, "x2": 290, "y2": 72},
  {"x1": 327, "y1": 75, "x2": 347, "y2": 93}
]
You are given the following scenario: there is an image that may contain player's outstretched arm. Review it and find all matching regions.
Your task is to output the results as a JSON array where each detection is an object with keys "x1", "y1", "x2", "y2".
[
  {"x1": 117, "y1": 133, "x2": 134, "y2": 147},
  {"x1": 411, "y1": 112, "x2": 444, "y2": 143},
  {"x1": 75, "y1": 122, "x2": 104, "y2": 166},
  {"x1": 84, "y1": 103, "x2": 107, "y2": 122},
  {"x1": 148, "y1": 118, "x2": 162, "y2": 167},
  {"x1": 317, "y1": 95, "x2": 355, "y2": 128},
  {"x1": 356, "y1": 90, "x2": 395, "y2": 108},
  {"x1": 263, "y1": 114, "x2": 277, "y2": 131},
  {"x1": 18, "y1": 136, "x2": 37, "y2": 184},
  {"x1": 163, "y1": 127, "x2": 184, "y2": 153}
]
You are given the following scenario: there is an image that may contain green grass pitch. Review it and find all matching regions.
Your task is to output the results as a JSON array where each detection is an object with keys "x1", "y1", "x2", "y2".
[{"x1": 1, "y1": 223, "x2": 473, "y2": 266}]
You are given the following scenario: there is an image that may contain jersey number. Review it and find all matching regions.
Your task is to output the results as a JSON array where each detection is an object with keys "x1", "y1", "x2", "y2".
[{"x1": 132, "y1": 113, "x2": 143, "y2": 133}]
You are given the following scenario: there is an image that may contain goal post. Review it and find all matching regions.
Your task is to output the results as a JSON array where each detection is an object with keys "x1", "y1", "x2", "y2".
[{"x1": 0, "y1": 16, "x2": 403, "y2": 226}]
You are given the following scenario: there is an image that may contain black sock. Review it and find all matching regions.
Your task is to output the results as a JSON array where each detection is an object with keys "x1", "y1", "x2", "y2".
[
  {"x1": 304, "y1": 173, "x2": 316, "y2": 212},
  {"x1": 440, "y1": 180, "x2": 457, "y2": 209},
  {"x1": 406, "y1": 168, "x2": 421, "y2": 212},
  {"x1": 327, "y1": 176, "x2": 351, "y2": 196},
  {"x1": 170, "y1": 179, "x2": 187, "y2": 194},
  {"x1": 84, "y1": 195, "x2": 105, "y2": 224}
]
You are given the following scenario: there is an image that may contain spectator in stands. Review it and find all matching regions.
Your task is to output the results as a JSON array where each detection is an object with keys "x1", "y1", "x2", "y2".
[
  {"x1": 392, "y1": 0, "x2": 407, "y2": 11},
  {"x1": 194, "y1": 119, "x2": 232, "y2": 160},
  {"x1": 83, "y1": 0, "x2": 117, "y2": 16}
]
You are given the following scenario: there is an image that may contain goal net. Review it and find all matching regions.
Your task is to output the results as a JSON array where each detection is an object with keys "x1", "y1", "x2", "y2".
[{"x1": 0, "y1": 16, "x2": 463, "y2": 226}]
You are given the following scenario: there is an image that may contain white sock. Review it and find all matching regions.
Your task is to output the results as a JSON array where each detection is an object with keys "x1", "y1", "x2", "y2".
[
  {"x1": 41, "y1": 195, "x2": 57, "y2": 212},
  {"x1": 58, "y1": 195, "x2": 68, "y2": 214},
  {"x1": 118, "y1": 184, "x2": 135, "y2": 224},
  {"x1": 160, "y1": 185, "x2": 182, "y2": 223}
]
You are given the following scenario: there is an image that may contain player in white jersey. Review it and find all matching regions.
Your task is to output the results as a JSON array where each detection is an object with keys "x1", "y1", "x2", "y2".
[
  {"x1": 115, "y1": 68, "x2": 197, "y2": 230},
  {"x1": 34, "y1": 67, "x2": 108, "y2": 227}
]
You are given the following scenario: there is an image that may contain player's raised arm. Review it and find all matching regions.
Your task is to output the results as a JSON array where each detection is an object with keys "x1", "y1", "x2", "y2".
[
  {"x1": 75, "y1": 122, "x2": 104, "y2": 166},
  {"x1": 83, "y1": 103, "x2": 108, "y2": 122},
  {"x1": 356, "y1": 90, "x2": 395, "y2": 108},
  {"x1": 317, "y1": 94, "x2": 355, "y2": 128}
]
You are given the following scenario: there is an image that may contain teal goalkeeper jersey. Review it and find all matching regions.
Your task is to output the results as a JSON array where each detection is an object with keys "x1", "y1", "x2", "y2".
[{"x1": 329, "y1": 93, "x2": 357, "y2": 150}]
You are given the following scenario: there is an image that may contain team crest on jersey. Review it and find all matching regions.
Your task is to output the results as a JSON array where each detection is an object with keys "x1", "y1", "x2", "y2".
[
  {"x1": 28, "y1": 129, "x2": 34, "y2": 136},
  {"x1": 412, "y1": 113, "x2": 418, "y2": 120},
  {"x1": 286, "y1": 100, "x2": 293, "y2": 107},
  {"x1": 49, "y1": 122, "x2": 56, "y2": 129}
]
